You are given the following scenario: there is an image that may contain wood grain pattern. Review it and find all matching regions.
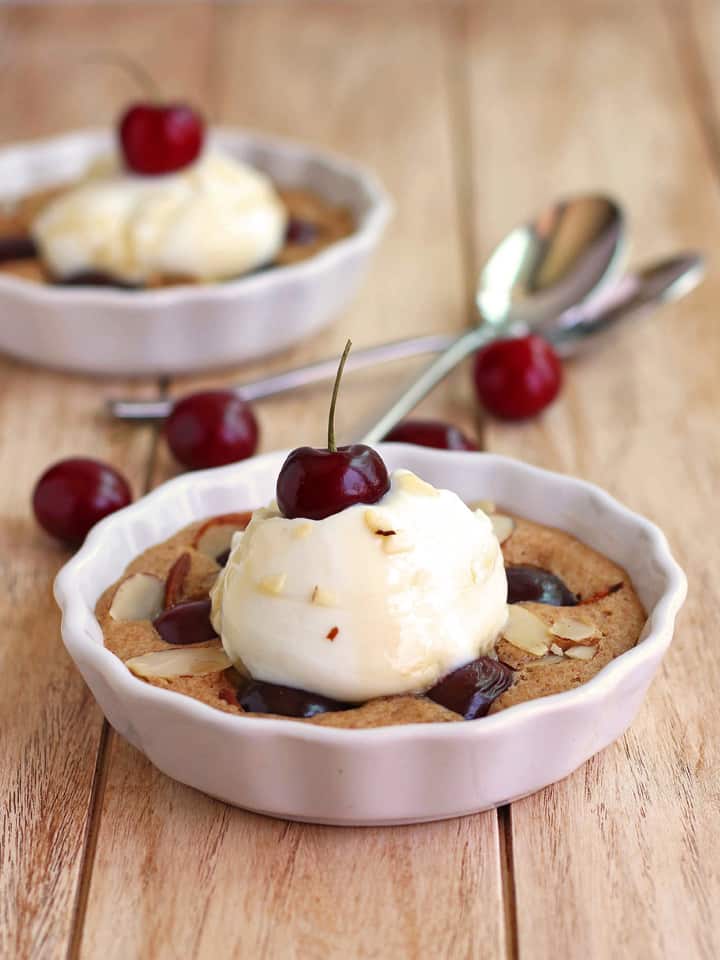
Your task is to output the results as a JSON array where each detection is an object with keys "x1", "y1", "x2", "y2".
[
  {"x1": 466, "y1": 1, "x2": 720, "y2": 957},
  {"x1": 0, "y1": 5, "x2": 212, "y2": 958},
  {"x1": 79, "y1": 5, "x2": 505, "y2": 960},
  {"x1": 2, "y1": 1, "x2": 719, "y2": 958}
]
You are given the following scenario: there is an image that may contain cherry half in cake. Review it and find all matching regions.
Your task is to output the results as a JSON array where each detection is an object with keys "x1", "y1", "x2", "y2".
[
  {"x1": 234, "y1": 679, "x2": 351, "y2": 719},
  {"x1": 276, "y1": 339, "x2": 390, "y2": 520},
  {"x1": 506, "y1": 564, "x2": 578, "y2": 606}
]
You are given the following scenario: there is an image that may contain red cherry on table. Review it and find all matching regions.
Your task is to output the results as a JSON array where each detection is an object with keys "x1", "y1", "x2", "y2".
[
  {"x1": 472, "y1": 334, "x2": 562, "y2": 420},
  {"x1": 165, "y1": 391, "x2": 259, "y2": 471},
  {"x1": 384, "y1": 419, "x2": 478, "y2": 451},
  {"x1": 32, "y1": 457, "x2": 132, "y2": 546},
  {"x1": 119, "y1": 102, "x2": 204, "y2": 175},
  {"x1": 276, "y1": 339, "x2": 390, "y2": 521}
]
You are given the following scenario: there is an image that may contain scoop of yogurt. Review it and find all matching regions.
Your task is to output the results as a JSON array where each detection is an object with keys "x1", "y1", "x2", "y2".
[
  {"x1": 211, "y1": 469, "x2": 508, "y2": 702},
  {"x1": 31, "y1": 150, "x2": 287, "y2": 283}
]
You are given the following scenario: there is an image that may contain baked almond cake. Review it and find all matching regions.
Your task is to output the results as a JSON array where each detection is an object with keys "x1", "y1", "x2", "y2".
[{"x1": 95, "y1": 487, "x2": 645, "y2": 729}]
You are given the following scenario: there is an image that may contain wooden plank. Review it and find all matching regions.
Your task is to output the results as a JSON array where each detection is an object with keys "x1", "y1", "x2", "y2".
[
  {"x1": 465, "y1": 0, "x2": 720, "y2": 957},
  {"x1": 0, "y1": 5, "x2": 214, "y2": 958},
  {"x1": 79, "y1": 4, "x2": 506, "y2": 959},
  {"x1": 149, "y1": 0, "x2": 480, "y2": 483}
]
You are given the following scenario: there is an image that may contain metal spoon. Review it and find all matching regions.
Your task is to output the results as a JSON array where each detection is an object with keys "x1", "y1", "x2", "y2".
[
  {"x1": 545, "y1": 251, "x2": 704, "y2": 356},
  {"x1": 363, "y1": 193, "x2": 625, "y2": 443},
  {"x1": 106, "y1": 254, "x2": 702, "y2": 424},
  {"x1": 109, "y1": 194, "x2": 624, "y2": 422}
]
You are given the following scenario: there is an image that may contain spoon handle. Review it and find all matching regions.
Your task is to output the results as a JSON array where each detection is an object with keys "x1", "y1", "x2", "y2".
[
  {"x1": 361, "y1": 326, "x2": 503, "y2": 443},
  {"x1": 108, "y1": 333, "x2": 457, "y2": 421}
]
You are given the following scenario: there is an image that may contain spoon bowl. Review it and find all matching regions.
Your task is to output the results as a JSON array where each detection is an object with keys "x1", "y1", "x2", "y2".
[
  {"x1": 478, "y1": 194, "x2": 626, "y2": 328},
  {"x1": 362, "y1": 193, "x2": 625, "y2": 442}
]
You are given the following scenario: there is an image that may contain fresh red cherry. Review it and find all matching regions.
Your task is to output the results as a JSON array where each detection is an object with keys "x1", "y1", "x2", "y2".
[
  {"x1": 384, "y1": 419, "x2": 478, "y2": 451},
  {"x1": 472, "y1": 334, "x2": 562, "y2": 420},
  {"x1": 32, "y1": 457, "x2": 132, "y2": 545},
  {"x1": 165, "y1": 391, "x2": 259, "y2": 471},
  {"x1": 426, "y1": 656, "x2": 514, "y2": 719},
  {"x1": 276, "y1": 340, "x2": 390, "y2": 521},
  {"x1": 119, "y1": 102, "x2": 204, "y2": 175}
]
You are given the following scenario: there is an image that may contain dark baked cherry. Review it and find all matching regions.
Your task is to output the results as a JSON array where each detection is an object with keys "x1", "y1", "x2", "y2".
[
  {"x1": 152, "y1": 598, "x2": 218, "y2": 645},
  {"x1": 237, "y1": 679, "x2": 351, "y2": 718},
  {"x1": 384, "y1": 419, "x2": 477, "y2": 451},
  {"x1": 0, "y1": 235, "x2": 37, "y2": 262},
  {"x1": 215, "y1": 549, "x2": 231, "y2": 568},
  {"x1": 119, "y1": 102, "x2": 204, "y2": 175},
  {"x1": 32, "y1": 457, "x2": 132, "y2": 546},
  {"x1": 426, "y1": 656, "x2": 514, "y2": 719},
  {"x1": 276, "y1": 340, "x2": 390, "y2": 521},
  {"x1": 286, "y1": 218, "x2": 319, "y2": 245},
  {"x1": 472, "y1": 334, "x2": 562, "y2": 420},
  {"x1": 165, "y1": 391, "x2": 259, "y2": 470},
  {"x1": 56, "y1": 271, "x2": 139, "y2": 289},
  {"x1": 506, "y1": 564, "x2": 578, "y2": 606}
]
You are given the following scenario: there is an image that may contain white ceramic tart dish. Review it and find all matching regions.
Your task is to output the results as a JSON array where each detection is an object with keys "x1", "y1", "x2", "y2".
[
  {"x1": 0, "y1": 128, "x2": 390, "y2": 376},
  {"x1": 54, "y1": 446, "x2": 686, "y2": 826}
]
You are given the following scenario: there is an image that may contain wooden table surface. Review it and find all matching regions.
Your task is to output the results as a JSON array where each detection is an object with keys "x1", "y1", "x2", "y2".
[{"x1": 2, "y1": 2, "x2": 719, "y2": 958}]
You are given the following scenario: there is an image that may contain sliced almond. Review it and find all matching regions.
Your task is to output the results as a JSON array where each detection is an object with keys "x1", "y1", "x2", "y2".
[
  {"x1": 383, "y1": 531, "x2": 415, "y2": 554},
  {"x1": 192, "y1": 512, "x2": 252, "y2": 560},
  {"x1": 490, "y1": 513, "x2": 515, "y2": 544},
  {"x1": 109, "y1": 573, "x2": 165, "y2": 622},
  {"x1": 549, "y1": 642, "x2": 565, "y2": 657},
  {"x1": 364, "y1": 507, "x2": 397, "y2": 535},
  {"x1": 164, "y1": 552, "x2": 191, "y2": 608},
  {"x1": 564, "y1": 645, "x2": 598, "y2": 661},
  {"x1": 537, "y1": 653, "x2": 565, "y2": 665},
  {"x1": 126, "y1": 646, "x2": 231, "y2": 679},
  {"x1": 502, "y1": 605, "x2": 551, "y2": 657},
  {"x1": 549, "y1": 615, "x2": 599, "y2": 651},
  {"x1": 550, "y1": 615, "x2": 598, "y2": 643},
  {"x1": 311, "y1": 585, "x2": 337, "y2": 607},
  {"x1": 258, "y1": 573, "x2": 286, "y2": 596},
  {"x1": 396, "y1": 471, "x2": 439, "y2": 497}
]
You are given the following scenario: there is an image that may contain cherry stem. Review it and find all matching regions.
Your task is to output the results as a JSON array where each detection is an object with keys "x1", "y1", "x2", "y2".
[
  {"x1": 328, "y1": 339, "x2": 352, "y2": 453},
  {"x1": 81, "y1": 51, "x2": 161, "y2": 101}
]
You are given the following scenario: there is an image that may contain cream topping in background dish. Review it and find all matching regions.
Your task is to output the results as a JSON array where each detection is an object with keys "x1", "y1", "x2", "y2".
[
  {"x1": 31, "y1": 150, "x2": 287, "y2": 283},
  {"x1": 211, "y1": 469, "x2": 508, "y2": 702}
]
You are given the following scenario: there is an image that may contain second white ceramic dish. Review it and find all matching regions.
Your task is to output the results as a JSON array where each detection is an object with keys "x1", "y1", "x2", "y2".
[
  {"x1": 0, "y1": 128, "x2": 391, "y2": 376},
  {"x1": 54, "y1": 447, "x2": 686, "y2": 825}
]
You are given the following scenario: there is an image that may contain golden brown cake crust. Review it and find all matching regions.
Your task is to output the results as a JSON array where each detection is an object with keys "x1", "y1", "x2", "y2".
[
  {"x1": 94, "y1": 509, "x2": 646, "y2": 728},
  {"x1": 0, "y1": 182, "x2": 353, "y2": 285}
]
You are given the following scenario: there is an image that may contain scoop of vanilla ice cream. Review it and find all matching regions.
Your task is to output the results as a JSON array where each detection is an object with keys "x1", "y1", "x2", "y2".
[
  {"x1": 210, "y1": 469, "x2": 508, "y2": 702},
  {"x1": 31, "y1": 150, "x2": 287, "y2": 283}
]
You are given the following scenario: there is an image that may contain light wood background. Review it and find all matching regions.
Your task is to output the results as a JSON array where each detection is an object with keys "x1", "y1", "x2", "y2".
[{"x1": 1, "y1": 2, "x2": 718, "y2": 958}]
